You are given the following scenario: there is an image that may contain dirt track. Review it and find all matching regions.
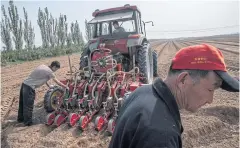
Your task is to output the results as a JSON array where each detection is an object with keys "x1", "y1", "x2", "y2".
[{"x1": 1, "y1": 34, "x2": 239, "y2": 148}]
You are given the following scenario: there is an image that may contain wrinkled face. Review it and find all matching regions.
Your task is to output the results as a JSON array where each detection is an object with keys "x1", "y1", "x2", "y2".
[{"x1": 177, "y1": 71, "x2": 222, "y2": 112}]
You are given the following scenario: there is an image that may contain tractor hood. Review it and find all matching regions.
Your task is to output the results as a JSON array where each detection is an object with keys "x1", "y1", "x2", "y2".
[{"x1": 88, "y1": 11, "x2": 133, "y2": 24}]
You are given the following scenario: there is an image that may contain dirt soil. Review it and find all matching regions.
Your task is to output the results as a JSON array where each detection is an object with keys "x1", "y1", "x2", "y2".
[{"x1": 1, "y1": 35, "x2": 239, "y2": 148}]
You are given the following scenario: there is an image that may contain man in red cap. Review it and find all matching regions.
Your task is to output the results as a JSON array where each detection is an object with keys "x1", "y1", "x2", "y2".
[{"x1": 108, "y1": 44, "x2": 239, "y2": 148}]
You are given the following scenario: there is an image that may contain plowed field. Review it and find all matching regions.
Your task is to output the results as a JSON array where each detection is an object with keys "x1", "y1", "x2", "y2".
[{"x1": 1, "y1": 34, "x2": 239, "y2": 148}]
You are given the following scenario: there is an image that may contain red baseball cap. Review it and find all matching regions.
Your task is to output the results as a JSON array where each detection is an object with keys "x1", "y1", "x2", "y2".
[{"x1": 172, "y1": 44, "x2": 239, "y2": 92}]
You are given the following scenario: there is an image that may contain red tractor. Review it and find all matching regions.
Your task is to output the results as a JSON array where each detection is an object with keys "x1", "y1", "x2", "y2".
[
  {"x1": 80, "y1": 4, "x2": 158, "y2": 83},
  {"x1": 43, "y1": 4, "x2": 158, "y2": 135}
]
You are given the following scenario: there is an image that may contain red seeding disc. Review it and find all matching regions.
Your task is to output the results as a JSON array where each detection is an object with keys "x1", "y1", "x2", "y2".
[
  {"x1": 107, "y1": 119, "x2": 116, "y2": 134},
  {"x1": 54, "y1": 114, "x2": 65, "y2": 127},
  {"x1": 79, "y1": 115, "x2": 88, "y2": 129},
  {"x1": 95, "y1": 116, "x2": 104, "y2": 131},
  {"x1": 68, "y1": 113, "x2": 78, "y2": 127},
  {"x1": 46, "y1": 112, "x2": 55, "y2": 125}
]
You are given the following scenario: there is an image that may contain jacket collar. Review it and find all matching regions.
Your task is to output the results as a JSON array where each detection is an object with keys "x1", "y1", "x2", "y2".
[{"x1": 152, "y1": 78, "x2": 184, "y2": 133}]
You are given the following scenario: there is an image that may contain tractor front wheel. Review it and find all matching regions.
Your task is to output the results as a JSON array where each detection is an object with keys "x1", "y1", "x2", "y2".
[{"x1": 44, "y1": 86, "x2": 64, "y2": 113}]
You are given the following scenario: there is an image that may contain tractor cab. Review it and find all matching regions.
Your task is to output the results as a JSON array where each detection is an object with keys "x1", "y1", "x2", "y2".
[
  {"x1": 89, "y1": 5, "x2": 142, "y2": 38},
  {"x1": 87, "y1": 4, "x2": 153, "y2": 54}
]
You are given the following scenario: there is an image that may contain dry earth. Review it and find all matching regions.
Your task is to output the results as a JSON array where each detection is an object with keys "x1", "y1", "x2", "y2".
[{"x1": 1, "y1": 35, "x2": 239, "y2": 148}]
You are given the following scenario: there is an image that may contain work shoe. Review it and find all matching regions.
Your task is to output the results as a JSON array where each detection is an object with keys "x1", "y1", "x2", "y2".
[
  {"x1": 24, "y1": 121, "x2": 33, "y2": 126},
  {"x1": 17, "y1": 119, "x2": 24, "y2": 123},
  {"x1": 15, "y1": 123, "x2": 25, "y2": 127}
]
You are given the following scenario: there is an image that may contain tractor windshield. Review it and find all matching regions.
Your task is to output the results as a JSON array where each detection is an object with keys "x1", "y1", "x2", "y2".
[
  {"x1": 100, "y1": 20, "x2": 136, "y2": 35},
  {"x1": 88, "y1": 11, "x2": 137, "y2": 38},
  {"x1": 112, "y1": 20, "x2": 136, "y2": 33}
]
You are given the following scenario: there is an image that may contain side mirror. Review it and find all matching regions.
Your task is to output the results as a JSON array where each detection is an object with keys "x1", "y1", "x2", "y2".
[{"x1": 145, "y1": 21, "x2": 154, "y2": 26}]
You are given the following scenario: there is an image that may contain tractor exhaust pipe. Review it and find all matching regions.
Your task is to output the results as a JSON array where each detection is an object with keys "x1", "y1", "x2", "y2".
[{"x1": 68, "y1": 55, "x2": 73, "y2": 74}]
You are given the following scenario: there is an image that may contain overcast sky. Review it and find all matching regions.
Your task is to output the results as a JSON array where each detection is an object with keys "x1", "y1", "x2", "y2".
[{"x1": 1, "y1": 0, "x2": 239, "y2": 48}]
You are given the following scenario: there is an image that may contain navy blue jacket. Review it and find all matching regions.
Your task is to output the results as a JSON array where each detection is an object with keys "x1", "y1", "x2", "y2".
[{"x1": 108, "y1": 78, "x2": 183, "y2": 148}]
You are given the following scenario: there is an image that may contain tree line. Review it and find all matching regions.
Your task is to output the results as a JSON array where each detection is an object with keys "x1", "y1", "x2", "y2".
[{"x1": 1, "y1": 0, "x2": 91, "y2": 64}]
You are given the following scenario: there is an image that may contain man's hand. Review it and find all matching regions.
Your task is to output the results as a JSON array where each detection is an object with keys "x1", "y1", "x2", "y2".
[
  {"x1": 49, "y1": 85, "x2": 54, "y2": 89},
  {"x1": 52, "y1": 77, "x2": 70, "y2": 91},
  {"x1": 52, "y1": 77, "x2": 67, "y2": 88},
  {"x1": 46, "y1": 82, "x2": 55, "y2": 89}
]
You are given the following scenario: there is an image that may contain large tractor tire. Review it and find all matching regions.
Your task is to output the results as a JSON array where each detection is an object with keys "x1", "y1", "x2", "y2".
[
  {"x1": 137, "y1": 43, "x2": 153, "y2": 84},
  {"x1": 44, "y1": 86, "x2": 64, "y2": 113},
  {"x1": 79, "y1": 47, "x2": 88, "y2": 70},
  {"x1": 152, "y1": 50, "x2": 158, "y2": 77}
]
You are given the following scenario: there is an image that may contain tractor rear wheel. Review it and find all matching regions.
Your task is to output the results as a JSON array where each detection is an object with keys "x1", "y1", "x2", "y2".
[
  {"x1": 44, "y1": 86, "x2": 64, "y2": 113},
  {"x1": 137, "y1": 43, "x2": 153, "y2": 84},
  {"x1": 79, "y1": 47, "x2": 88, "y2": 70},
  {"x1": 152, "y1": 50, "x2": 158, "y2": 77}
]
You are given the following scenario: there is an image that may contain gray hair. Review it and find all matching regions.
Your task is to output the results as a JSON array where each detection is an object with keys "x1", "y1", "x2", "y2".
[{"x1": 168, "y1": 63, "x2": 209, "y2": 82}]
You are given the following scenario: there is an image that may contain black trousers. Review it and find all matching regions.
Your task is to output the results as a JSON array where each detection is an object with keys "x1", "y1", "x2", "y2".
[{"x1": 17, "y1": 83, "x2": 35, "y2": 125}]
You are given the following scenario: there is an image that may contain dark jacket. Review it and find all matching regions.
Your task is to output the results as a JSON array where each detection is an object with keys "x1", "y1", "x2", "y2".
[{"x1": 108, "y1": 78, "x2": 183, "y2": 148}]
